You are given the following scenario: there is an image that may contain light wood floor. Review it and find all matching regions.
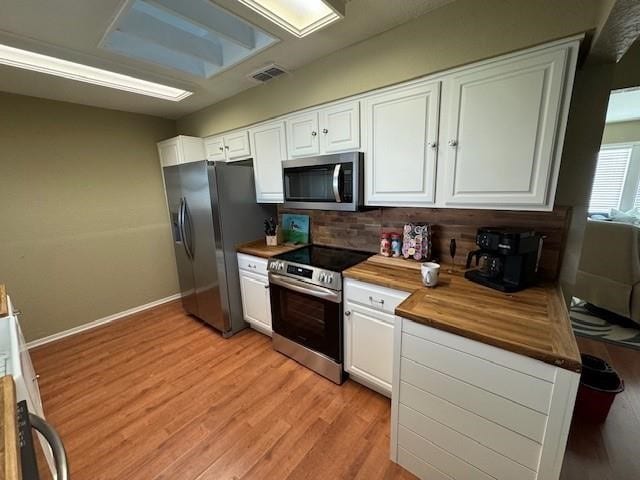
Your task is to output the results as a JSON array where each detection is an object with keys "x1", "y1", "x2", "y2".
[
  {"x1": 30, "y1": 301, "x2": 416, "y2": 480},
  {"x1": 30, "y1": 301, "x2": 640, "y2": 480}
]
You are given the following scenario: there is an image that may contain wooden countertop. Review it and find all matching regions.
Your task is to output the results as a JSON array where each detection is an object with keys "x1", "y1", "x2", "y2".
[
  {"x1": 0, "y1": 285, "x2": 8, "y2": 317},
  {"x1": 344, "y1": 260, "x2": 581, "y2": 373},
  {"x1": 236, "y1": 239, "x2": 307, "y2": 259},
  {"x1": 343, "y1": 261, "x2": 424, "y2": 293},
  {"x1": 1, "y1": 376, "x2": 20, "y2": 480}
]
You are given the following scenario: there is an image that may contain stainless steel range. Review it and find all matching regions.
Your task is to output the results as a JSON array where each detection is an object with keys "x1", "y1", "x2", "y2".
[{"x1": 267, "y1": 245, "x2": 372, "y2": 384}]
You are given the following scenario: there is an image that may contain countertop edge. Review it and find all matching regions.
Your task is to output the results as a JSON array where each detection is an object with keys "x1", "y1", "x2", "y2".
[
  {"x1": 1, "y1": 375, "x2": 20, "y2": 480},
  {"x1": 342, "y1": 269, "x2": 419, "y2": 293},
  {"x1": 0, "y1": 285, "x2": 7, "y2": 318},
  {"x1": 395, "y1": 302, "x2": 582, "y2": 373},
  {"x1": 235, "y1": 239, "x2": 308, "y2": 259},
  {"x1": 345, "y1": 261, "x2": 581, "y2": 373}
]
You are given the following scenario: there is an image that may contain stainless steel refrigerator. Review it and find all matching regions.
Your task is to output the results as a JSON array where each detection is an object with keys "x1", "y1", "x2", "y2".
[{"x1": 163, "y1": 160, "x2": 275, "y2": 336}]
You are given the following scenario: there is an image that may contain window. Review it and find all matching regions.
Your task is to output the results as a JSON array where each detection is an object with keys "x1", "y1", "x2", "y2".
[{"x1": 589, "y1": 144, "x2": 640, "y2": 214}]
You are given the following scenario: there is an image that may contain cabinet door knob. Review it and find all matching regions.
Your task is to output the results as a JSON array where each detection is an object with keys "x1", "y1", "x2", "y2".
[
  {"x1": 448, "y1": 139, "x2": 458, "y2": 147},
  {"x1": 225, "y1": 145, "x2": 229, "y2": 150},
  {"x1": 311, "y1": 131, "x2": 317, "y2": 136},
  {"x1": 322, "y1": 128, "x2": 328, "y2": 134},
  {"x1": 345, "y1": 311, "x2": 351, "y2": 316},
  {"x1": 264, "y1": 285, "x2": 270, "y2": 289},
  {"x1": 219, "y1": 146, "x2": 224, "y2": 151},
  {"x1": 427, "y1": 141, "x2": 437, "y2": 149}
]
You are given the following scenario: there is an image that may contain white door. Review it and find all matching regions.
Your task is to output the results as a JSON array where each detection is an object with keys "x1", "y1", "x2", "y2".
[
  {"x1": 223, "y1": 131, "x2": 251, "y2": 161},
  {"x1": 440, "y1": 48, "x2": 568, "y2": 209},
  {"x1": 239, "y1": 271, "x2": 271, "y2": 331},
  {"x1": 286, "y1": 112, "x2": 320, "y2": 158},
  {"x1": 250, "y1": 122, "x2": 286, "y2": 203},
  {"x1": 364, "y1": 82, "x2": 440, "y2": 205},
  {"x1": 157, "y1": 141, "x2": 180, "y2": 167},
  {"x1": 320, "y1": 101, "x2": 360, "y2": 153},
  {"x1": 204, "y1": 136, "x2": 226, "y2": 162},
  {"x1": 344, "y1": 302, "x2": 394, "y2": 395}
]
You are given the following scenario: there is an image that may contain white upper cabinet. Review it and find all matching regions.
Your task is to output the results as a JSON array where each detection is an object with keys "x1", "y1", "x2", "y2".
[
  {"x1": 286, "y1": 111, "x2": 320, "y2": 157},
  {"x1": 364, "y1": 82, "x2": 440, "y2": 206},
  {"x1": 224, "y1": 131, "x2": 251, "y2": 160},
  {"x1": 286, "y1": 101, "x2": 361, "y2": 158},
  {"x1": 250, "y1": 121, "x2": 287, "y2": 203},
  {"x1": 157, "y1": 135, "x2": 205, "y2": 167},
  {"x1": 320, "y1": 101, "x2": 360, "y2": 153},
  {"x1": 204, "y1": 136, "x2": 226, "y2": 162},
  {"x1": 204, "y1": 130, "x2": 252, "y2": 162},
  {"x1": 439, "y1": 47, "x2": 572, "y2": 210}
]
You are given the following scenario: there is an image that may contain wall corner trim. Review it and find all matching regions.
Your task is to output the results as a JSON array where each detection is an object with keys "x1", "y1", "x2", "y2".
[{"x1": 26, "y1": 293, "x2": 182, "y2": 349}]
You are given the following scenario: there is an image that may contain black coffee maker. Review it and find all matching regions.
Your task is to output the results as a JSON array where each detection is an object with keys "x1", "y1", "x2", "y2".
[{"x1": 464, "y1": 227, "x2": 542, "y2": 292}]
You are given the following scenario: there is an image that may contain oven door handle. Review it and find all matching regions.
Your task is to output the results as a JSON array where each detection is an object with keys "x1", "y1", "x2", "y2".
[
  {"x1": 332, "y1": 164, "x2": 342, "y2": 203},
  {"x1": 29, "y1": 413, "x2": 69, "y2": 480},
  {"x1": 269, "y1": 273, "x2": 341, "y2": 303}
]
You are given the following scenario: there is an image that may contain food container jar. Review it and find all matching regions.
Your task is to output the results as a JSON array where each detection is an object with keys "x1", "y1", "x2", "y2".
[
  {"x1": 391, "y1": 233, "x2": 402, "y2": 257},
  {"x1": 380, "y1": 233, "x2": 391, "y2": 257}
]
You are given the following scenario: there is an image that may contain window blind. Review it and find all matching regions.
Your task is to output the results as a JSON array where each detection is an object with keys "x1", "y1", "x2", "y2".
[
  {"x1": 588, "y1": 147, "x2": 632, "y2": 213},
  {"x1": 635, "y1": 179, "x2": 640, "y2": 208}
]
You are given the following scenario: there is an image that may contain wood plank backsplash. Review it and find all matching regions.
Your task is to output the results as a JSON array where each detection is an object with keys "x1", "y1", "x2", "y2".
[{"x1": 278, "y1": 206, "x2": 571, "y2": 280}]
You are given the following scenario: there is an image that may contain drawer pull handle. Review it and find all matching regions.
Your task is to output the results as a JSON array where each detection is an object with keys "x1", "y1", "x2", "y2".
[
  {"x1": 369, "y1": 296, "x2": 385, "y2": 305},
  {"x1": 345, "y1": 310, "x2": 351, "y2": 316}
]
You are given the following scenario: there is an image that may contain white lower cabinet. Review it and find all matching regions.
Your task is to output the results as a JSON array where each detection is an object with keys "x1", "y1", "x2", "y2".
[
  {"x1": 343, "y1": 279, "x2": 409, "y2": 396},
  {"x1": 238, "y1": 254, "x2": 272, "y2": 335},
  {"x1": 391, "y1": 318, "x2": 580, "y2": 480}
]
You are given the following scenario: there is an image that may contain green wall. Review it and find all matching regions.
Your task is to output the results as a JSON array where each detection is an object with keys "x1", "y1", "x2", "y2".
[{"x1": 0, "y1": 92, "x2": 179, "y2": 341}]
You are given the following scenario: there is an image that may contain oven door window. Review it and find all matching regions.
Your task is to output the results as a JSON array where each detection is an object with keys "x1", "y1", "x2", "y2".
[
  {"x1": 283, "y1": 163, "x2": 353, "y2": 203},
  {"x1": 270, "y1": 283, "x2": 341, "y2": 361}
]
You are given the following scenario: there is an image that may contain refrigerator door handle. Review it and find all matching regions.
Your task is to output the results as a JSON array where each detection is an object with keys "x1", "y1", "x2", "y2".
[
  {"x1": 178, "y1": 198, "x2": 192, "y2": 259},
  {"x1": 183, "y1": 197, "x2": 195, "y2": 259}
]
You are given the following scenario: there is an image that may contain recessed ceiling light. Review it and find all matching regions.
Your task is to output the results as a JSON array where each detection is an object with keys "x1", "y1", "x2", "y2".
[
  {"x1": 237, "y1": 0, "x2": 345, "y2": 38},
  {"x1": 0, "y1": 43, "x2": 192, "y2": 101}
]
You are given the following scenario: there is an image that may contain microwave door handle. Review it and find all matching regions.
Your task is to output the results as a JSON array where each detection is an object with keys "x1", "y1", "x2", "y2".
[{"x1": 332, "y1": 164, "x2": 342, "y2": 203}]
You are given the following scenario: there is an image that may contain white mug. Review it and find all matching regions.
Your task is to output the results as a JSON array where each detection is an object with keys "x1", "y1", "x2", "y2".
[{"x1": 421, "y1": 262, "x2": 440, "y2": 287}]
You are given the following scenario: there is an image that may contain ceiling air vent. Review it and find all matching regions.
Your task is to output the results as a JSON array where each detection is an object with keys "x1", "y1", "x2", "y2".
[{"x1": 249, "y1": 64, "x2": 288, "y2": 83}]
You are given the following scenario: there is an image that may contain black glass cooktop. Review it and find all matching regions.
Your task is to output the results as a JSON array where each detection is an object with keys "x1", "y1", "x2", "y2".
[{"x1": 275, "y1": 245, "x2": 373, "y2": 273}]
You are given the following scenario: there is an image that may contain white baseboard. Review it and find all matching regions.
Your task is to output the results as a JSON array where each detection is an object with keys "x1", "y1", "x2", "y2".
[{"x1": 27, "y1": 293, "x2": 182, "y2": 349}]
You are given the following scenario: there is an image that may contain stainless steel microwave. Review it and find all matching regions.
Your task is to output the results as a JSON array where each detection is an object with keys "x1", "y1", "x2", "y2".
[{"x1": 282, "y1": 152, "x2": 364, "y2": 211}]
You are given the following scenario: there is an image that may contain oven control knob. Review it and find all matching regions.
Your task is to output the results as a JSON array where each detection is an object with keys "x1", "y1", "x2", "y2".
[
  {"x1": 276, "y1": 261, "x2": 285, "y2": 271},
  {"x1": 326, "y1": 274, "x2": 334, "y2": 284},
  {"x1": 319, "y1": 272, "x2": 326, "y2": 282}
]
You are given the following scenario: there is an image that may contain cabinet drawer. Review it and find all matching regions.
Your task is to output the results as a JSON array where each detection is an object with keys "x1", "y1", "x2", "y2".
[
  {"x1": 399, "y1": 381, "x2": 542, "y2": 470},
  {"x1": 398, "y1": 405, "x2": 536, "y2": 480},
  {"x1": 401, "y1": 331, "x2": 553, "y2": 413},
  {"x1": 400, "y1": 357, "x2": 547, "y2": 442},
  {"x1": 237, "y1": 253, "x2": 268, "y2": 276},
  {"x1": 344, "y1": 279, "x2": 409, "y2": 315}
]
